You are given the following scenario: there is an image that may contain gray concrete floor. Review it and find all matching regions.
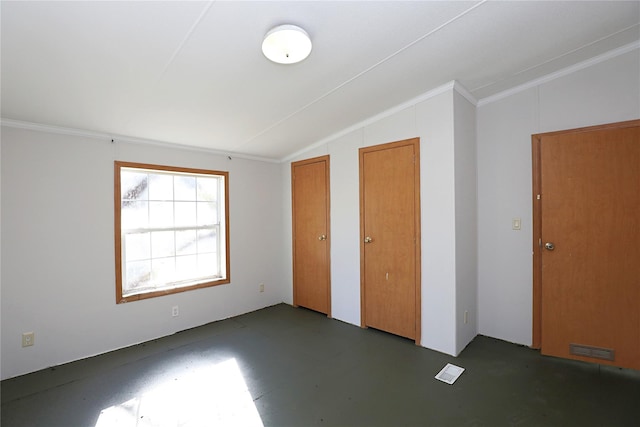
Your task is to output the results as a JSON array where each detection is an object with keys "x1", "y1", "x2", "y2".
[{"x1": 2, "y1": 303, "x2": 639, "y2": 426}]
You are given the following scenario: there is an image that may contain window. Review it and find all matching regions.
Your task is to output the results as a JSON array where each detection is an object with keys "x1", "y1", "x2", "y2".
[{"x1": 115, "y1": 162, "x2": 230, "y2": 303}]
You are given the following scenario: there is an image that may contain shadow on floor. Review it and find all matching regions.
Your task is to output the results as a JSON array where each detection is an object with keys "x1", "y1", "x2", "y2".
[{"x1": 2, "y1": 303, "x2": 639, "y2": 426}]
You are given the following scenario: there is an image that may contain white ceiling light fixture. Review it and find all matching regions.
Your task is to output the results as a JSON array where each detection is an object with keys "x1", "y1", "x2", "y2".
[{"x1": 262, "y1": 24, "x2": 312, "y2": 64}]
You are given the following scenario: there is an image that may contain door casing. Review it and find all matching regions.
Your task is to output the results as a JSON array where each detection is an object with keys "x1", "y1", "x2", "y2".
[
  {"x1": 359, "y1": 138, "x2": 421, "y2": 345},
  {"x1": 532, "y1": 119, "x2": 640, "y2": 353},
  {"x1": 292, "y1": 155, "x2": 331, "y2": 316}
]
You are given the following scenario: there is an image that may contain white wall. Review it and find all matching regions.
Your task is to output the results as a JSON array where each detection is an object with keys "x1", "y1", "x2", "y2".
[
  {"x1": 453, "y1": 91, "x2": 478, "y2": 354},
  {"x1": 326, "y1": 130, "x2": 362, "y2": 325},
  {"x1": 282, "y1": 84, "x2": 478, "y2": 356},
  {"x1": 4, "y1": 45, "x2": 635, "y2": 380},
  {"x1": 0, "y1": 127, "x2": 2, "y2": 377},
  {"x1": 477, "y1": 48, "x2": 640, "y2": 346},
  {"x1": 0, "y1": 126, "x2": 285, "y2": 379},
  {"x1": 415, "y1": 93, "x2": 458, "y2": 355}
]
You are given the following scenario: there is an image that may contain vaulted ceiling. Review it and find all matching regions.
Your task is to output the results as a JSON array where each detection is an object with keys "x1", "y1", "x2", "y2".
[{"x1": 2, "y1": 1, "x2": 639, "y2": 160}]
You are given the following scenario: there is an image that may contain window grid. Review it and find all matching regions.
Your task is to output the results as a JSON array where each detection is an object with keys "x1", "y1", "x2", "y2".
[{"x1": 115, "y1": 162, "x2": 229, "y2": 303}]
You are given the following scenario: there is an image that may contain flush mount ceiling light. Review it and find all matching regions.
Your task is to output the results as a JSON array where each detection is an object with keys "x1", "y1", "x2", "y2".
[{"x1": 262, "y1": 24, "x2": 312, "y2": 64}]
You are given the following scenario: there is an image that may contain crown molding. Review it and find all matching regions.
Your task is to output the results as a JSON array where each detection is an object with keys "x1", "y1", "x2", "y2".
[
  {"x1": 453, "y1": 81, "x2": 478, "y2": 106},
  {"x1": 0, "y1": 118, "x2": 280, "y2": 163},
  {"x1": 477, "y1": 40, "x2": 640, "y2": 107},
  {"x1": 6, "y1": 37, "x2": 633, "y2": 163},
  {"x1": 282, "y1": 80, "x2": 474, "y2": 162}
]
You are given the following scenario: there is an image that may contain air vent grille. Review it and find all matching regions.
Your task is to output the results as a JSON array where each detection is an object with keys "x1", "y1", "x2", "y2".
[{"x1": 569, "y1": 343, "x2": 615, "y2": 361}]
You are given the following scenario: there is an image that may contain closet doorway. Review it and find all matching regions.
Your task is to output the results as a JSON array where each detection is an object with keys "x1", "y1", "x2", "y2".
[
  {"x1": 532, "y1": 119, "x2": 639, "y2": 369},
  {"x1": 292, "y1": 155, "x2": 331, "y2": 315},
  {"x1": 360, "y1": 138, "x2": 421, "y2": 343}
]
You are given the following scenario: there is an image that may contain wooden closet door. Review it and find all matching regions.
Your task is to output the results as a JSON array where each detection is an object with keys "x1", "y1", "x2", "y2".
[
  {"x1": 292, "y1": 156, "x2": 331, "y2": 315},
  {"x1": 533, "y1": 120, "x2": 639, "y2": 369},
  {"x1": 360, "y1": 138, "x2": 421, "y2": 342}
]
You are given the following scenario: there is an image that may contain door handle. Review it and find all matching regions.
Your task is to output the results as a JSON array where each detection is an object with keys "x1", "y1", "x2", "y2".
[
  {"x1": 318, "y1": 234, "x2": 327, "y2": 241},
  {"x1": 544, "y1": 242, "x2": 555, "y2": 251},
  {"x1": 364, "y1": 236, "x2": 372, "y2": 243}
]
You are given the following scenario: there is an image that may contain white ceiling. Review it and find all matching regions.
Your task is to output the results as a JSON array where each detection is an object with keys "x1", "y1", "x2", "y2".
[{"x1": 2, "y1": 1, "x2": 639, "y2": 161}]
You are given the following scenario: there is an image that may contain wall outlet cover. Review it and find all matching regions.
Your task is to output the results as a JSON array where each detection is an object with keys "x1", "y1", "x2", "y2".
[{"x1": 22, "y1": 332, "x2": 35, "y2": 347}]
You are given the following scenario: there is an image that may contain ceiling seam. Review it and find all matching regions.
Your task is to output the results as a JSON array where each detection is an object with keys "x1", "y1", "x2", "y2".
[
  {"x1": 237, "y1": 0, "x2": 489, "y2": 149},
  {"x1": 471, "y1": 22, "x2": 640, "y2": 94},
  {"x1": 281, "y1": 81, "x2": 457, "y2": 162},
  {"x1": 157, "y1": 1, "x2": 216, "y2": 82},
  {"x1": 477, "y1": 40, "x2": 639, "y2": 107},
  {"x1": 122, "y1": 1, "x2": 215, "y2": 130}
]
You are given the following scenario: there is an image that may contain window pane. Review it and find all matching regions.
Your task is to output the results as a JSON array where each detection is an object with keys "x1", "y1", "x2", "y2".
[
  {"x1": 197, "y1": 177, "x2": 218, "y2": 202},
  {"x1": 197, "y1": 202, "x2": 217, "y2": 226},
  {"x1": 152, "y1": 257, "x2": 175, "y2": 284},
  {"x1": 174, "y1": 175, "x2": 196, "y2": 201},
  {"x1": 151, "y1": 230, "x2": 175, "y2": 258},
  {"x1": 125, "y1": 260, "x2": 151, "y2": 291},
  {"x1": 197, "y1": 229, "x2": 217, "y2": 253},
  {"x1": 175, "y1": 201, "x2": 197, "y2": 227},
  {"x1": 198, "y1": 253, "x2": 218, "y2": 277},
  {"x1": 149, "y1": 174, "x2": 173, "y2": 201},
  {"x1": 121, "y1": 201, "x2": 148, "y2": 229},
  {"x1": 175, "y1": 255, "x2": 197, "y2": 282},
  {"x1": 176, "y1": 230, "x2": 197, "y2": 256},
  {"x1": 125, "y1": 232, "x2": 150, "y2": 261},
  {"x1": 149, "y1": 201, "x2": 173, "y2": 228},
  {"x1": 121, "y1": 171, "x2": 148, "y2": 201},
  {"x1": 116, "y1": 163, "x2": 228, "y2": 302}
]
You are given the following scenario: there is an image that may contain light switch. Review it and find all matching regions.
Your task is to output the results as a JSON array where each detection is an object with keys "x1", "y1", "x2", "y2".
[{"x1": 512, "y1": 218, "x2": 521, "y2": 230}]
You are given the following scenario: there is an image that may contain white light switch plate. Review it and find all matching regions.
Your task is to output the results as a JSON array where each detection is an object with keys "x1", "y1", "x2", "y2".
[{"x1": 512, "y1": 218, "x2": 521, "y2": 230}]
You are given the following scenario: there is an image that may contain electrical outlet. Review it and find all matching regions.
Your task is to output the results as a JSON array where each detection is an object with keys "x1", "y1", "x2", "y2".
[
  {"x1": 259, "y1": 283, "x2": 265, "y2": 293},
  {"x1": 22, "y1": 332, "x2": 35, "y2": 347},
  {"x1": 172, "y1": 306, "x2": 179, "y2": 317}
]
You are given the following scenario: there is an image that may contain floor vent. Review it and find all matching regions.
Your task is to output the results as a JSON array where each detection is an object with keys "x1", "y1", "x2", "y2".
[
  {"x1": 435, "y1": 363, "x2": 465, "y2": 384},
  {"x1": 569, "y1": 344, "x2": 615, "y2": 361}
]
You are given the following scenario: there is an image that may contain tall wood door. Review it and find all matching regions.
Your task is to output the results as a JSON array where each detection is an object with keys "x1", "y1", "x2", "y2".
[
  {"x1": 533, "y1": 120, "x2": 639, "y2": 370},
  {"x1": 292, "y1": 156, "x2": 331, "y2": 315},
  {"x1": 360, "y1": 138, "x2": 421, "y2": 342}
]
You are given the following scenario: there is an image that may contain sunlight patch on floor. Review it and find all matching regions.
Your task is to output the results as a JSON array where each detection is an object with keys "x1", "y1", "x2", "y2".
[{"x1": 95, "y1": 358, "x2": 263, "y2": 427}]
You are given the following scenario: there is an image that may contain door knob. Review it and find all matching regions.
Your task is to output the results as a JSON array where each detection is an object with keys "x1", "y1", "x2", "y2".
[
  {"x1": 318, "y1": 234, "x2": 327, "y2": 241},
  {"x1": 544, "y1": 242, "x2": 555, "y2": 251},
  {"x1": 364, "y1": 236, "x2": 372, "y2": 243}
]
